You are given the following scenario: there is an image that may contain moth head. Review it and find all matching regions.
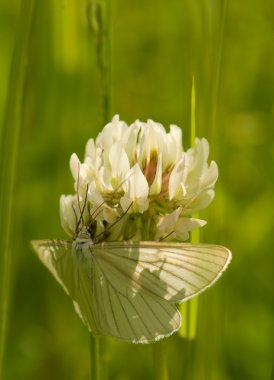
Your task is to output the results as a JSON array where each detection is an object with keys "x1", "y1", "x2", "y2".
[{"x1": 76, "y1": 226, "x2": 92, "y2": 242}]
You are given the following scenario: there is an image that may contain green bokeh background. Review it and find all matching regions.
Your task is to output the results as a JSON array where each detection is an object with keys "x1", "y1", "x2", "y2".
[{"x1": 0, "y1": 0, "x2": 273, "y2": 379}]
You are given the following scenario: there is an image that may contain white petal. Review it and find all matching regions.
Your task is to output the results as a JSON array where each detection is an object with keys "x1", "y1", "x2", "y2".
[
  {"x1": 137, "y1": 120, "x2": 167, "y2": 169},
  {"x1": 120, "y1": 196, "x2": 133, "y2": 213},
  {"x1": 155, "y1": 208, "x2": 182, "y2": 240},
  {"x1": 109, "y1": 142, "x2": 130, "y2": 186},
  {"x1": 200, "y1": 161, "x2": 218, "y2": 189},
  {"x1": 60, "y1": 194, "x2": 77, "y2": 237},
  {"x1": 182, "y1": 189, "x2": 215, "y2": 215},
  {"x1": 185, "y1": 139, "x2": 206, "y2": 186},
  {"x1": 121, "y1": 164, "x2": 149, "y2": 213},
  {"x1": 175, "y1": 217, "x2": 207, "y2": 240},
  {"x1": 96, "y1": 115, "x2": 128, "y2": 150},
  {"x1": 168, "y1": 155, "x2": 187, "y2": 200},
  {"x1": 158, "y1": 207, "x2": 181, "y2": 230},
  {"x1": 69, "y1": 153, "x2": 81, "y2": 181},
  {"x1": 120, "y1": 195, "x2": 149, "y2": 214},
  {"x1": 149, "y1": 153, "x2": 162, "y2": 195},
  {"x1": 87, "y1": 181, "x2": 105, "y2": 206},
  {"x1": 122, "y1": 122, "x2": 140, "y2": 165},
  {"x1": 124, "y1": 164, "x2": 149, "y2": 199},
  {"x1": 199, "y1": 137, "x2": 209, "y2": 160},
  {"x1": 85, "y1": 139, "x2": 96, "y2": 159},
  {"x1": 164, "y1": 125, "x2": 183, "y2": 169}
]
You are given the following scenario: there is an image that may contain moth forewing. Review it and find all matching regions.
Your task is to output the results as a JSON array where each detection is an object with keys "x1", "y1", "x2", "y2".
[
  {"x1": 90, "y1": 252, "x2": 182, "y2": 343},
  {"x1": 31, "y1": 238, "x2": 231, "y2": 343},
  {"x1": 31, "y1": 239, "x2": 102, "y2": 335},
  {"x1": 92, "y1": 241, "x2": 232, "y2": 304},
  {"x1": 31, "y1": 240, "x2": 73, "y2": 295}
]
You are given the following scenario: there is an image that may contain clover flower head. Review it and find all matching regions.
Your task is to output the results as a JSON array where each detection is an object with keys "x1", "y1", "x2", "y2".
[{"x1": 60, "y1": 115, "x2": 218, "y2": 241}]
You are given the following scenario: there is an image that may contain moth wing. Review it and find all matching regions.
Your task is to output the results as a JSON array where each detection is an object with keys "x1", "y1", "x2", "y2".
[
  {"x1": 92, "y1": 259, "x2": 181, "y2": 343},
  {"x1": 93, "y1": 242, "x2": 232, "y2": 303},
  {"x1": 31, "y1": 240, "x2": 101, "y2": 335},
  {"x1": 31, "y1": 240, "x2": 73, "y2": 294}
]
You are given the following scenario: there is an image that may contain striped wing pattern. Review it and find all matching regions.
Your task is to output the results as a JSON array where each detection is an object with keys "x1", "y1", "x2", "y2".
[
  {"x1": 31, "y1": 240, "x2": 231, "y2": 343},
  {"x1": 93, "y1": 242, "x2": 231, "y2": 303},
  {"x1": 31, "y1": 240, "x2": 73, "y2": 294},
  {"x1": 92, "y1": 258, "x2": 181, "y2": 343},
  {"x1": 31, "y1": 240, "x2": 101, "y2": 335}
]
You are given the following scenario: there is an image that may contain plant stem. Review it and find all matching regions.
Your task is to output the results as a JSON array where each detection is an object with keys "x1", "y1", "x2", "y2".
[
  {"x1": 87, "y1": 0, "x2": 111, "y2": 126},
  {"x1": 179, "y1": 77, "x2": 200, "y2": 340},
  {"x1": 0, "y1": 1, "x2": 34, "y2": 379},
  {"x1": 179, "y1": 294, "x2": 199, "y2": 340},
  {"x1": 90, "y1": 335, "x2": 101, "y2": 380},
  {"x1": 190, "y1": 76, "x2": 196, "y2": 146},
  {"x1": 152, "y1": 342, "x2": 169, "y2": 380},
  {"x1": 86, "y1": 1, "x2": 111, "y2": 379}
]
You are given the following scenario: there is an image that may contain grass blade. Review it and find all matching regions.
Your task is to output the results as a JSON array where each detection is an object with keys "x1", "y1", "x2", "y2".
[{"x1": 0, "y1": 1, "x2": 35, "y2": 378}]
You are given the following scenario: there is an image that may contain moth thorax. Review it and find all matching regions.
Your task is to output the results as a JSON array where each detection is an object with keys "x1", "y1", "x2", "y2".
[
  {"x1": 72, "y1": 228, "x2": 93, "y2": 253},
  {"x1": 77, "y1": 227, "x2": 92, "y2": 241}
]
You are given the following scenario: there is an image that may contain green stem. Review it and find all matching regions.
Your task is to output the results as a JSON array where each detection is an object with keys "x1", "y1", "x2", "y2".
[
  {"x1": 179, "y1": 295, "x2": 199, "y2": 340},
  {"x1": 152, "y1": 342, "x2": 169, "y2": 380},
  {"x1": 190, "y1": 76, "x2": 196, "y2": 146},
  {"x1": 87, "y1": 0, "x2": 111, "y2": 126},
  {"x1": 86, "y1": 1, "x2": 111, "y2": 379},
  {"x1": 90, "y1": 335, "x2": 101, "y2": 380},
  {"x1": 179, "y1": 78, "x2": 200, "y2": 340},
  {"x1": 0, "y1": 1, "x2": 34, "y2": 379}
]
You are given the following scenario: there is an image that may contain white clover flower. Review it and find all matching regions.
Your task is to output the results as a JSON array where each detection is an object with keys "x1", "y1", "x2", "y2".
[
  {"x1": 32, "y1": 115, "x2": 232, "y2": 345},
  {"x1": 60, "y1": 115, "x2": 218, "y2": 241}
]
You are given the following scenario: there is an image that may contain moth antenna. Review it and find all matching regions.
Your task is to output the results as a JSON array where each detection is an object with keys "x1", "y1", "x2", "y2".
[
  {"x1": 183, "y1": 191, "x2": 201, "y2": 210},
  {"x1": 76, "y1": 162, "x2": 84, "y2": 225},
  {"x1": 74, "y1": 161, "x2": 89, "y2": 236},
  {"x1": 90, "y1": 199, "x2": 107, "y2": 219},
  {"x1": 92, "y1": 206, "x2": 105, "y2": 221},
  {"x1": 72, "y1": 204, "x2": 79, "y2": 234},
  {"x1": 75, "y1": 183, "x2": 89, "y2": 234},
  {"x1": 78, "y1": 173, "x2": 135, "y2": 240},
  {"x1": 159, "y1": 230, "x2": 175, "y2": 242},
  {"x1": 124, "y1": 231, "x2": 138, "y2": 241},
  {"x1": 94, "y1": 201, "x2": 133, "y2": 243}
]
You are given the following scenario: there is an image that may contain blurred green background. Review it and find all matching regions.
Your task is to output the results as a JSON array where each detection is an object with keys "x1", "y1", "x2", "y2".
[{"x1": 0, "y1": 0, "x2": 273, "y2": 379}]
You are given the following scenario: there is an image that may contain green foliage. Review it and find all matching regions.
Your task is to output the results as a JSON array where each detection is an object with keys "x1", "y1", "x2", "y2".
[{"x1": 0, "y1": 0, "x2": 273, "y2": 379}]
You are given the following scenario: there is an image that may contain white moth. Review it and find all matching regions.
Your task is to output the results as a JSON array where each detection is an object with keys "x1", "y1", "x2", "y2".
[{"x1": 31, "y1": 231, "x2": 231, "y2": 344}]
